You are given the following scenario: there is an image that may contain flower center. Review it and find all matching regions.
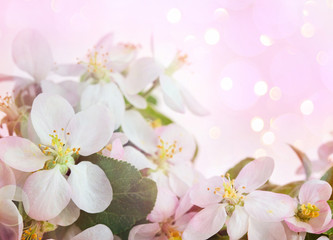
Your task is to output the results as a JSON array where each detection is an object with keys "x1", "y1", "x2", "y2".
[
  {"x1": 153, "y1": 137, "x2": 183, "y2": 171},
  {"x1": 296, "y1": 203, "x2": 320, "y2": 222},
  {"x1": 21, "y1": 226, "x2": 42, "y2": 240},
  {"x1": 168, "y1": 229, "x2": 182, "y2": 240},
  {"x1": 165, "y1": 51, "x2": 189, "y2": 75},
  {"x1": 40, "y1": 129, "x2": 79, "y2": 174},
  {"x1": 78, "y1": 46, "x2": 112, "y2": 81},
  {"x1": 208, "y1": 173, "x2": 245, "y2": 208}
]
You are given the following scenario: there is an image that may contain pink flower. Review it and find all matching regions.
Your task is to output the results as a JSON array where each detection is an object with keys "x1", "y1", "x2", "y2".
[
  {"x1": 129, "y1": 187, "x2": 195, "y2": 240},
  {"x1": 285, "y1": 180, "x2": 333, "y2": 234},
  {"x1": 183, "y1": 157, "x2": 296, "y2": 240},
  {"x1": 0, "y1": 93, "x2": 114, "y2": 221}
]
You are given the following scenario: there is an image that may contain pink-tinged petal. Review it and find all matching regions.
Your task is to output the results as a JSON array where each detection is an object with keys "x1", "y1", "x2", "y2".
[
  {"x1": 41, "y1": 80, "x2": 81, "y2": 107},
  {"x1": 183, "y1": 204, "x2": 226, "y2": 240},
  {"x1": 180, "y1": 85, "x2": 209, "y2": 116},
  {"x1": 0, "y1": 160, "x2": 16, "y2": 188},
  {"x1": 68, "y1": 161, "x2": 112, "y2": 213},
  {"x1": 308, "y1": 200, "x2": 332, "y2": 233},
  {"x1": 235, "y1": 157, "x2": 274, "y2": 193},
  {"x1": 147, "y1": 187, "x2": 178, "y2": 222},
  {"x1": 80, "y1": 83, "x2": 124, "y2": 129},
  {"x1": 227, "y1": 205, "x2": 249, "y2": 240},
  {"x1": 12, "y1": 29, "x2": 53, "y2": 81},
  {"x1": 175, "y1": 190, "x2": 193, "y2": 220},
  {"x1": 0, "y1": 200, "x2": 22, "y2": 227},
  {"x1": 125, "y1": 58, "x2": 163, "y2": 95},
  {"x1": 174, "y1": 212, "x2": 196, "y2": 232},
  {"x1": 0, "y1": 222, "x2": 23, "y2": 240},
  {"x1": 189, "y1": 176, "x2": 223, "y2": 208},
  {"x1": 66, "y1": 105, "x2": 114, "y2": 156},
  {"x1": 31, "y1": 93, "x2": 75, "y2": 144},
  {"x1": 244, "y1": 190, "x2": 296, "y2": 222},
  {"x1": 108, "y1": 45, "x2": 138, "y2": 72},
  {"x1": 0, "y1": 137, "x2": 50, "y2": 172},
  {"x1": 299, "y1": 180, "x2": 332, "y2": 204},
  {"x1": 284, "y1": 222, "x2": 306, "y2": 240},
  {"x1": 95, "y1": 32, "x2": 114, "y2": 52},
  {"x1": 122, "y1": 110, "x2": 157, "y2": 154},
  {"x1": 169, "y1": 163, "x2": 194, "y2": 197},
  {"x1": 109, "y1": 132, "x2": 128, "y2": 145},
  {"x1": 0, "y1": 185, "x2": 18, "y2": 202},
  {"x1": 158, "y1": 124, "x2": 196, "y2": 163},
  {"x1": 52, "y1": 64, "x2": 86, "y2": 76},
  {"x1": 318, "y1": 141, "x2": 333, "y2": 160},
  {"x1": 248, "y1": 217, "x2": 288, "y2": 240},
  {"x1": 72, "y1": 224, "x2": 113, "y2": 240},
  {"x1": 128, "y1": 223, "x2": 160, "y2": 240},
  {"x1": 317, "y1": 237, "x2": 330, "y2": 240},
  {"x1": 160, "y1": 74, "x2": 185, "y2": 113},
  {"x1": 49, "y1": 201, "x2": 80, "y2": 227},
  {"x1": 23, "y1": 166, "x2": 71, "y2": 220},
  {"x1": 123, "y1": 146, "x2": 157, "y2": 170},
  {"x1": 109, "y1": 138, "x2": 125, "y2": 160}
]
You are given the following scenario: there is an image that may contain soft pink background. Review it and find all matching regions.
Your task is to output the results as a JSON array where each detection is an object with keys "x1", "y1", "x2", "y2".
[{"x1": 1, "y1": 0, "x2": 333, "y2": 184}]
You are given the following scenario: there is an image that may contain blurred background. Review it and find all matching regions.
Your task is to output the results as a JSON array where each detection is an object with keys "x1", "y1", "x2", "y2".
[{"x1": 1, "y1": 0, "x2": 333, "y2": 184}]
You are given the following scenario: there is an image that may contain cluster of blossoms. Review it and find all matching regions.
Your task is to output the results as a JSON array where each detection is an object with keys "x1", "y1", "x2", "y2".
[{"x1": 0, "y1": 29, "x2": 333, "y2": 240}]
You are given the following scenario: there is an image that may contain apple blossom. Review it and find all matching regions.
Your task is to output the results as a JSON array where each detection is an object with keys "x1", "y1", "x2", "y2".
[
  {"x1": 183, "y1": 157, "x2": 296, "y2": 240},
  {"x1": 0, "y1": 93, "x2": 114, "y2": 221}
]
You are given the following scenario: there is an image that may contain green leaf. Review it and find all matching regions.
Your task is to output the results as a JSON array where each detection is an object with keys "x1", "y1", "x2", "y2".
[
  {"x1": 321, "y1": 167, "x2": 333, "y2": 200},
  {"x1": 138, "y1": 105, "x2": 173, "y2": 125},
  {"x1": 225, "y1": 158, "x2": 254, "y2": 179},
  {"x1": 271, "y1": 181, "x2": 304, "y2": 197},
  {"x1": 289, "y1": 144, "x2": 312, "y2": 180},
  {"x1": 146, "y1": 95, "x2": 157, "y2": 105},
  {"x1": 76, "y1": 154, "x2": 157, "y2": 234}
]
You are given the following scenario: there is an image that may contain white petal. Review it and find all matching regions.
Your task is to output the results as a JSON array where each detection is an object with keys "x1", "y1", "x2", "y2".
[
  {"x1": 169, "y1": 163, "x2": 194, "y2": 197},
  {"x1": 41, "y1": 80, "x2": 81, "y2": 107},
  {"x1": 72, "y1": 224, "x2": 113, "y2": 240},
  {"x1": 80, "y1": 83, "x2": 125, "y2": 129},
  {"x1": 123, "y1": 146, "x2": 157, "y2": 170},
  {"x1": 244, "y1": 190, "x2": 296, "y2": 222},
  {"x1": 298, "y1": 179, "x2": 332, "y2": 204},
  {"x1": 124, "y1": 57, "x2": 163, "y2": 95},
  {"x1": 160, "y1": 74, "x2": 185, "y2": 113},
  {"x1": 122, "y1": 110, "x2": 157, "y2": 154},
  {"x1": 235, "y1": 157, "x2": 274, "y2": 193},
  {"x1": 68, "y1": 161, "x2": 113, "y2": 213},
  {"x1": 0, "y1": 200, "x2": 22, "y2": 227},
  {"x1": 128, "y1": 223, "x2": 160, "y2": 240},
  {"x1": 109, "y1": 132, "x2": 128, "y2": 145},
  {"x1": 23, "y1": 166, "x2": 71, "y2": 220},
  {"x1": 49, "y1": 201, "x2": 80, "y2": 226},
  {"x1": 95, "y1": 32, "x2": 114, "y2": 52},
  {"x1": 147, "y1": 186, "x2": 178, "y2": 222},
  {"x1": 183, "y1": 204, "x2": 226, "y2": 240},
  {"x1": 66, "y1": 105, "x2": 114, "y2": 156},
  {"x1": 0, "y1": 160, "x2": 16, "y2": 188},
  {"x1": 0, "y1": 137, "x2": 50, "y2": 172},
  {"x1": 31, "y1": 93, "x2": 75, "y2": 144},
  {"x1": 227, "y1": 206, "x2": 249, "y2": 240},
  {"x1": 248, "y1": 217, "x2": 288, "y2": 240},
  {"x1": 12, "y1": 29, "x2": 53, "y2": 81},
  {"x1": 180, "y1": 85, "x2": 209, "y2": 116}
]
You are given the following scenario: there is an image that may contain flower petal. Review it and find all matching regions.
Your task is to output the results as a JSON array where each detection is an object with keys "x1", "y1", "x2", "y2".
[
  {"x1": 160, "y1": 74, "x2": 185, "y2": 113},
  {"x1": 68, "y1": 161, "x2": 113, "y2": 213},
  {"x1": 95, "y1": 32, "x2": 114, "y2": 52},
  {"x1": 248, "y1": 217, "x2": 288, "y2": 240},
  {"x1": 123, "y1": 146, "x2": 157, "y2": 170},
  {"x1": 169, "y1": 163, "x2": 195, "y2": 197},
  {"x1": 318, "y1": 141, "x2": 333, "y2": 160},
  {"x1": 124, "y1": 57, "x2": 163, "y2": 95},
  {"x1": 72, "y1": 224, "x2": 114, "y2": 240},
  {"x1": 66, "y1": 105, "x2": 114, "y2": 156},
  {"x1": 122, "y1": 110, "x2": 157, "y2": 154},
  {"x1": 298, "y1": 179, "x2": 332, "y2": 204},
  {"x1": 183, "y1": 204, "x2": 227, "y2": 240},
  {"x1": 189, "y1": 176, "x2": 223, "y2": 208},
  {"x1": 244, "y1": 190, "x2": 296, "y2": 222},
  {"x1": 23, "y1": 166, "x2": 71, "y2": 220},
  {"x1": 147, "y1": 186, "x2": 178, "y2": 223},
  {"x1": 180, "y1": 85, "x2": 209, "y2": 116},
  {"x1": 0, "y1": 160, "x2": 16, "y2": 188},
  {"x1": 49, "y1": 201, "x2": 80, "y2": 227},
  {"x1": 235, "y1": 157, "x2": 274, "y2": 193},
  {"x1": 31, "y1": 93, "x2": 75, "y2": 144},
  {"x1": 0, "y1": 200, "x2": 22, "y2": 227},
  {"x1": 12, "y1": 29, "x2": 53, "y2": 81},
  {"x1": 52, "y1": 64, "x2": 86, "y2": 76},
  {"x1": 128, "y1": 223, "x2": 160, "y2": 240},
  {"x1": 227, "y1": 205, "x2": 249, "y2": 240},
  {"x1": 175, "y1": 190, "x2": 193, "y2": 220},
  {"x1": 109, "y1": 138, "x2": 125, "y2": 160},
  {"x1": 80, "y1": 83, "x2": 125, "y2": 129},
  {"x1": 0, "y1": 137, "x2": 50, "y2": 172}
]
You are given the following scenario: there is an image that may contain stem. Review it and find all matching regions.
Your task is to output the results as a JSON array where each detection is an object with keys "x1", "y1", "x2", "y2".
[{"x1": 126, "y1": 80, "x2": 159, "y2": 110}]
